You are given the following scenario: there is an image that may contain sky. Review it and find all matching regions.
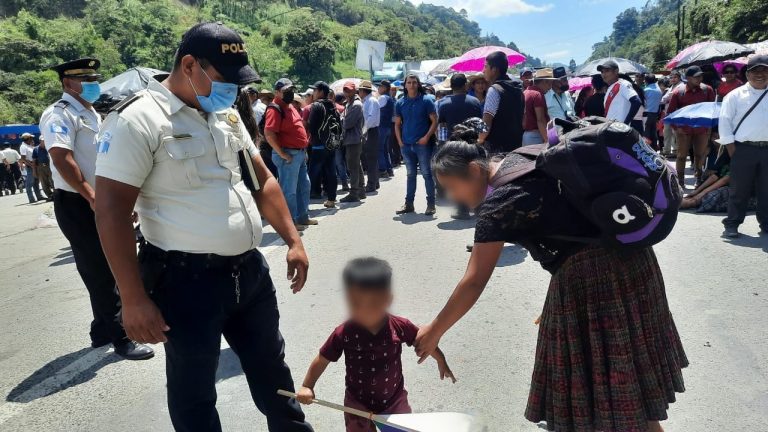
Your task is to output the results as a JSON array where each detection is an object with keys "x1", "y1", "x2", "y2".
[{"x1": 417, "y1": 0, "x2": 649, "y2": 65}]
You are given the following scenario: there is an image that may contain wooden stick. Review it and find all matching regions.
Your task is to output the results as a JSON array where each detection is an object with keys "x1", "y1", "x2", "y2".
[{"x1": 277, "y1": 389, "x2": 420, "y2": 432}]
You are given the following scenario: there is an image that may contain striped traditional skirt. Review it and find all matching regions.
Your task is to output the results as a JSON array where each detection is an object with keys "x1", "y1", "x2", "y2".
[{"x1": 524, "y1": 246, "x2": 688, "y2": 432}]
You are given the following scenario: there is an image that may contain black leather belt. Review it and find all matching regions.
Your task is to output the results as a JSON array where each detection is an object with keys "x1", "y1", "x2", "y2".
[
  {"x1": 139, "y1": 241, "x2": 257, "y2": 270},
  {"x1": 737, "y1": 141, "x2": 768, "y2": 148}
]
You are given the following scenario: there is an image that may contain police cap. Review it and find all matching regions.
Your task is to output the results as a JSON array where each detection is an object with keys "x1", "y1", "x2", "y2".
[
  {"x1": 50, "y1": 58, "x2": 102, "y2": 80},
  {"x1": 177, "y1": 22, "x2": 261, "y2": 85}
]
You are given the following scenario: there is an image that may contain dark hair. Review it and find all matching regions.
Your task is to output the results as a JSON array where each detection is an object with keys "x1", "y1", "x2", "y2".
[
  {"x1": 379, "y1": 80, "x2": 391, "y2": 92},
  {"x1": 620, "y1": 73, "x2": 645, "y2": 105},
  {"x1": 450, "y1": 73, "x2": 467, "y2": 90},
  {"x1": 432, "y1": 140, "x2": 489, "y2": 178},
  {"x1": 591, "y1": 74, "x2": 606, "y2": 91},
  {"x1": 403, "y1": 73, "x2": 425, "y2": 95},
  {"x1": 236, "y1": 87, "x2": 259, "y2": 141},
  {"x1": 343, "y1": 257, "x2": 392, "y2": 291},
  {"x1": 335, "y1": 94, "x2": 346, "y2": 104},
  {"x1": 485, "y1": 51, "x2": 509, "y2": 75},
  {"x1": 644, "y1": 73, "x2": 657, "y2": 84}
]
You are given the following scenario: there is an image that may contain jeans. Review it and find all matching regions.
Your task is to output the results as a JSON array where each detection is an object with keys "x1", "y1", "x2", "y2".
[
  {"x1": 522, "y1": 130, "x2": 545, "y2": 146},
  {"x1": 344, "y1": 143, "x2": 364, "y2": 198},
  {"x1": 24, "y1": 166, "x2": 42, "y2": 203},
  {"x1": 308, "y1": 147, "x2": 337, "y2": 201},
  {"x1": 363, "y1": 127, "x2": 379, "y2": 188},
  {"x1": 378, "y1": 127, "x2": 393, "y2": 171},
  {"x1": 54, "y1": 190, "x2": 127, "y2": 344},
  {"x1": 335, "y1": 146, "x2": 348, "y2": 183},
  {"x1": 402, "y1": 143, "x2": 436, "y2": 205},
  {"x1": 272, "y1": 149, "x2": 310, "y2": 223},
  {"x1": 139, "y1": 244, "x2": 313, "y2": 432},
  {"x1": 723, "y1": 143, "x2": 768, "y2": 230}
]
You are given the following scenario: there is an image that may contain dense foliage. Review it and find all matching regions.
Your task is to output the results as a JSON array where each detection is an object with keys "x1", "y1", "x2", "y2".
[
  {"x1": 0, "y1": 0, "x2": 540, "y2": 124},
  {"x1": 590, "y1": 0, "x2": 768, "y2": 70}
]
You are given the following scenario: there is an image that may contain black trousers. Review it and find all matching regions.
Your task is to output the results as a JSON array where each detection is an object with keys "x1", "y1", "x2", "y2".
[
  {"x1": 643, "y1": 112, "x2": 659, "y2": 151},
  {"x1": 139, "y1": 243, "x2": 312, "y2": 432},
  {"x1": 363, "y1": 127, "x2": 380, "y2": 188},
  {"x1": 308, "y1": 147, "x2": 337, "y2": 201},
  {"x1": 53, "y1": 189, "x2": 127, "y2": 344},
  {"x1": 723, "y1": 143, "x2": 768, "y2": 230},
  {"x1": 2, "y1": 163, "x2": 21, "y2": 193}
]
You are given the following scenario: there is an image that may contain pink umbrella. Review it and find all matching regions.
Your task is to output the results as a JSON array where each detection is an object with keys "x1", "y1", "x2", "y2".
[
  {"x1": 451, "y1": 46, "x2": 525, "y2": 72},
  {"x1": 568, "y1": 76, "x2": 593, "y2": 91}
]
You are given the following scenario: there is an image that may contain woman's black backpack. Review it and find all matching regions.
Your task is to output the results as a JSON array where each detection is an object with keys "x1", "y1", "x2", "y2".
[{"x1": 493, "y1": 117, "x2": 682, "y2": 249}]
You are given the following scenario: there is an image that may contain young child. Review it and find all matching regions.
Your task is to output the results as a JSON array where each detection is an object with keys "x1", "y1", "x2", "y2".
[{"x1": 297, "y1": 257, "x2": 455, "y2": 431}]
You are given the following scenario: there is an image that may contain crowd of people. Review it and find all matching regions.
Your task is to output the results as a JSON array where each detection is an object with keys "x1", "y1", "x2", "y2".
[
  {"x1": 7, "y1": 16, "x2": 767, "y2": 432},
  {"x1": 1, "y1": 133, "x2": 54, "y2": 203}
]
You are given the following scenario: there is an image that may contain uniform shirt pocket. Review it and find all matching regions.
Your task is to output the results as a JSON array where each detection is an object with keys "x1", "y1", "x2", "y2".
[{"x1": 161, "y1": 135, "x2": 206, "y2": 188}]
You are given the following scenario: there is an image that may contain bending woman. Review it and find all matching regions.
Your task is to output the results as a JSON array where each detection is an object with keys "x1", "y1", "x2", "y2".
[{"x1": 414, "y1": 124, "x2": 688, "y2": 432}]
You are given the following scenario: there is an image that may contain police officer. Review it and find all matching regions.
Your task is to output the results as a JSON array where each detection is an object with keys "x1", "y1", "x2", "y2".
[
  {"x1": 39, "y1": 58, "x2": 153, "y2": 360},
  {"x1": 94, "y1": 23, "x2": 313, "y2": 432}
]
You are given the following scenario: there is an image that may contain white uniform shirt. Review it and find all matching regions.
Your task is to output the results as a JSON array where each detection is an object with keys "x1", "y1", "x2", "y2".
[
  {"x1": 95, "y1": 80, "x2": 263, "y2": 256},
  {"x1": 2, "y1": 148, "x2": 21, "y2": 164},
  {"x1": 718, "y1": 84, "x2": 768, "y2": 145},
  {"x1": 603, "y1": 78, "x2": 638, "y2": 123},
  {"x1": 39, "y1": 93, "x2": 101, "y2": 193},
  {"x1": 19, "y1": 143, "x2": 33, "y2": 166}
]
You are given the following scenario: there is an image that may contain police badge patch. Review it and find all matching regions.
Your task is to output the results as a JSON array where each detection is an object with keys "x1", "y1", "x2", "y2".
[
  {"x1": 98, "y1": 132, "x2": 112, "y2": 154},
  {"x1": 50, "y1": 123, "x2": 69, "y2": 134}
]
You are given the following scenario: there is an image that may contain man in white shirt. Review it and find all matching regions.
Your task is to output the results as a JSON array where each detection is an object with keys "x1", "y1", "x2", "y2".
[
  {"x1": 1, "y1": 142, "x2": 22, "y2": 195},
  {"x1": 599, "y1": 60, "x2": 642, "y2": 124},
  {"x1": 19, "y1": 133, "x2": 43, "y2": 203},
  {"x1": 94, "y1": 23, "x2": 313, "y2": 431},
  {"x1": 718, "y1": 55, "x2": 768, "y2": 238},
  {"x1": 359, "y1": 80, "x2": 381, "y2": 192}
]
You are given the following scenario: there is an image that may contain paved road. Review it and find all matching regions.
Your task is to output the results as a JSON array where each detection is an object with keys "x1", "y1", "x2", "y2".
[{"x1": 1, "y1": 169, "x2": 766, "y2": 431}]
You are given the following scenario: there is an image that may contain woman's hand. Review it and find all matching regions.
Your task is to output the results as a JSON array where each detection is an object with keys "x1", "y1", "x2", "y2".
[{"x1": 414, "y1": 321, "x2": 443, "y2": 363}]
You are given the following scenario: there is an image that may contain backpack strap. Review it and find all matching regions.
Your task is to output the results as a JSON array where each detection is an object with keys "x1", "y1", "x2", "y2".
[
  {"x1": 733, "y1": 88, "x2": 768, "y2": 136},
  {"x1": 488, "y1": 144, "x2": 546, "y2": 189}
]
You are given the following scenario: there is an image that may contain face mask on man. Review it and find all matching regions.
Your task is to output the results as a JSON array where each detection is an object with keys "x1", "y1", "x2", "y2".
[
  {"x1": 79, "y1": 82, "x2": 101, "y2": 103},
  {"x1": 282, "y1": 89, "x2": 295, "y2": 104},
  {"x1": 188, "y1": 63, "x2": 238, "y2": 113}
]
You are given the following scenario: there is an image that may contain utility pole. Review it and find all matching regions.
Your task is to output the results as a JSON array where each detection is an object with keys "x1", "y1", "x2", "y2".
[{"x1": 676, "y1": 0, "x2": 682, "y2": 52}]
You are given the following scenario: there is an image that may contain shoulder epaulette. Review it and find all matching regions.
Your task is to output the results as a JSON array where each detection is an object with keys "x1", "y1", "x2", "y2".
[
  {"x1": 110, "y1": 93, "x2": 143, "y2": 113},
  {"x1": 54, "y1": 99, "x2": 70, "y2": 109}
]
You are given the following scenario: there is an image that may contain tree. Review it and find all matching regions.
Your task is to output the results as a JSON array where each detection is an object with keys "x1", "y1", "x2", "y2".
[{"x1": 284, "y1": 20, "x2": 337, "y2": 83}]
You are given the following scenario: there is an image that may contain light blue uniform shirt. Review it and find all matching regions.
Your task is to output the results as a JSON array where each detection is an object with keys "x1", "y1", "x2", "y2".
[{"x1": 643, "y1": 83, "x2": 663, "y2": 114}]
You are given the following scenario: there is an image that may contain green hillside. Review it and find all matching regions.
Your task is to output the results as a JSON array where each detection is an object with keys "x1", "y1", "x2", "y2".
[
  {"x1": 0, "y1": 0, "x2": 542, "y2": 124},
  {"x1": 590, "y1": 0, "x2": 768, "y2": 70}
]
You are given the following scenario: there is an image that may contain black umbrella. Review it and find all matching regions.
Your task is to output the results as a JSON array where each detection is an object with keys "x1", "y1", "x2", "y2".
[
  {"x1": 574, "y1": 57, "x2": 649, "y2": 77},
  {"x1": 667, "y1": 40, "x2": 754, "y2": 69}
]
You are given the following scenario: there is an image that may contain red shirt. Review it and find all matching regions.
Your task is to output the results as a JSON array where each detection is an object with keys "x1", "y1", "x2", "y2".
[
  {"x1": 523, "y1": 86, "x2": 549, "y2": 131},
  {"x1": 320, "y1": 315, "x2": 418, "y2": 412},
  {"x1": 264, "y1": 98, "x2": 308, "y2": 149},
  {"x1": 668, "y1": 84, "x2": 715, "y2": 135},
  {"x1": 717, "y1": 79, "x2": 743, "y2": 99}
]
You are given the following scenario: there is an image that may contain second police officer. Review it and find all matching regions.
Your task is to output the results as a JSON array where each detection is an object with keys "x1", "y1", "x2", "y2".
[
  {"x1": 40, "y1": 58, "x2": 154, "y2": 360},
  {"x1": 94, "y1": 23, "x2": 314, "y2": 431}
]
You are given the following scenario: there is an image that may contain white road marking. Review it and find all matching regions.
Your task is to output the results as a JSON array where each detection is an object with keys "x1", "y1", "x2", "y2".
[{"x1": 0, "y1": 208, "x2": 335, "y2": 425}]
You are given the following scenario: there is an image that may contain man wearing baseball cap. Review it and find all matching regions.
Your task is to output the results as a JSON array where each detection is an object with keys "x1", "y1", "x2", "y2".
[
  {"x1": 667, "y1": 65, "x2": 716, "y2": 185},
  {"x1": 718, "y1": 54, "x2": 768, "y2": 238},
  {"x1": 94, "y1": 22, "x2": 313, "y2": 431},
  {"x1": 598, "y1": 59, "x2": 642, "y2": 125}
]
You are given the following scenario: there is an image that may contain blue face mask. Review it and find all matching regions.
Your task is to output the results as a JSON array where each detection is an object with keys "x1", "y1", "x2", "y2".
[
  {"x1": 189, "y1": 66, "x2": 238, "y2": 113},
  {"x1": 79, "y1": 82, "x2": 101, "y2": 103}
]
